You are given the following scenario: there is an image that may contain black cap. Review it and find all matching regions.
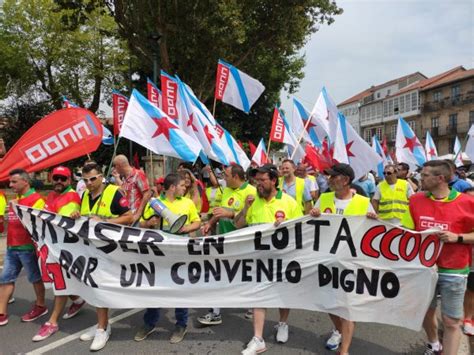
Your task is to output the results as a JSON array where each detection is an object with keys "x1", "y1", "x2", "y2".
[
  {"x1": 250, "y1": 164, "x2": 279, "y2": 179},
  {"x1": 324, "y1": 163, "x2": 355, "y2": 183}
]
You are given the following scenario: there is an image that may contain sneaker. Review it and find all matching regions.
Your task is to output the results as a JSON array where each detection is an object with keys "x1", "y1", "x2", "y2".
[
  {"x1": 80, "y1": 325, "x2": 98, "y2": 341},
  {"x1": 32, "y1": 322, "x2": 59, "y2": 341},
  {"x1": 8, "y1": 297, "x2": 15, "y2": 304},
  {"x1": 463, "y1": 319, "x2": 474, "y2": 336},
  {"x1": 326, "y1": 329, "x2": 342, "y2": 351},
  {"x1": 275, "y1": 322, "x2": 289, "y2": 343},
  {"x1": 134, "y1": 324, "x2": 156, "y2": 341},
  {"x1": 0, "y1": 314, "x2": 8, "y2": 326},
  {"x1": 244, "y1": 309, "x2": 253, "y2": 319},
  {"x1": 90, "y1": 325, "x2": 111, "y2": 351},
  {"x1": 197, "y1": 312, "x2": 222, "y2": 326},
  {"x1": 21, "y1": 304, "x2": 48, "y2": 322},
  {"x1": 169, "y1": 325, "x2": 187, "y2": 344},
  {"x1": 423, "y1": 343, "x2": 443, "y2": 355},
  {"x1": 241, "y1": 336, "x2": 267, "y2": 355},
  {"x1": 63, "y1": 300, "x2": 86, "y2": 320}
]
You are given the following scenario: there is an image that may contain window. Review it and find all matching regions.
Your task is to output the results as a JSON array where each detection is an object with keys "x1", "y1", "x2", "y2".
[
  {"x1": 470, "y1": 111, "x2": 474, "y2": 127},
  {"x1": 394, "y1": 97, "x2": 399, "y2": 114},
  {"x1": 451, "y1": 85, "x2": 461, "y2": 99},
  {"x1": 449, "y1": 113, "x2": 458, "y2": 127},
  {"x1": 383, "y1": 101, "x2": 388, "y2": 117},
  {"x1": 431, "y1": 117, "x2": 439, "y2": 128},
  {"x1": 364, "y1": 129, "x2": 372, "y2": 142},
  {"x1": 387, "y1": 89, "x2": 391, "y2": 96},
  {"x1": 376, "y1": 103, "x2": 382, "y2": 117},
  {"x1": 411, "y1": 92, "x2": 418, "y2": 110},
  {"x1": 408, "y1": 120, "x2": 416, "y2": 133},
  {"x1": 433, "y1": 91, "x2": 442, "y2": 102},
  {"x1": 388, "y1": 100, "x2": 393, "y2": 116},
  {"x1": 377, "y1": 93, "x2": 381, "y2": 98},
  {"x1": 390, "y1": 124, "x2": 397, "y2": 140},
  {"x1": 405, "y1": 94, "x2": 412, "y2": 110},
  {"x1": 400, "y1": 96, "x2": 405, "y2": 113},
  {"x1": 376, "y1": 126, "x2": 383, "y2": 139}
]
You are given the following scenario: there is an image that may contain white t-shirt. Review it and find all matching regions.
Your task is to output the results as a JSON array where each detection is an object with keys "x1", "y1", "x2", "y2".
[{"x1": 314, "y1": 195, "x2": 375, "y2": 215}]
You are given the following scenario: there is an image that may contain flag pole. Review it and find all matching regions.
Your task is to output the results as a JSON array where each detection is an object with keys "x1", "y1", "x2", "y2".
[
  {"x1": 266, "y1": 137, "x2": 272, "y2": 157},
  {"x1": 452, "y1": 134, "x2": 470, "y2": 164},
  {"x1": 212, "y1": 97, "x2": 217, "y2": 118},
  {"x1": 290, "y1": 115, "x2": 313, "y2": 159}
]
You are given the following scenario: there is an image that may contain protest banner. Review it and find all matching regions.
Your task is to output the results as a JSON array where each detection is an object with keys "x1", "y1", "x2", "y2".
[{"x1": 14, "y1": 204, "x2": 439, "y2": 331}]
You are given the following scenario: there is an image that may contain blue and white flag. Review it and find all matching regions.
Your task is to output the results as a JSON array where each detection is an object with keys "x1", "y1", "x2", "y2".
[
  {"x1": 216, "y1": 124, "x2": 251, "y2": 170},
  {"x1": 425, "y1": 131, "x2": 438, "y2": 161},
  {"x1": 215, "y1": 59, "x2": 265, "y2": 113},
  {"x1": 292, "y1": 98, "x2": 323, "y2": 148},
  {"x1": 395, "y1": 117, "x2": 426, "y2": 171},
  {"x1": 120, "y1": 89, "x2": 201, "y2": 162},
  {"x1": 372, "y1": 135, "x2": 388, "y2": 178},
  {"x1": 453, "y1": 136, "x2": 464, "y2": 167},
  {"x1": 101, "y1": 125, "x2": 114, "y2": 145}
]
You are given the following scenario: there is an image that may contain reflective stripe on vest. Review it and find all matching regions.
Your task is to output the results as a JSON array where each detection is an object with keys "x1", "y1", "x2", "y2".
[
  {"x1": 81, "y1": 185, "x2": 119, "y2": 218},
  {"x1": 378, "y1": 180, "x2": 409, "y2": 220},
  {"x1": 319, "y1": 192, "x2": 369, "y2": 215},
  {"x1": 279, "y1": 177, "x2": 305, "y2": 212}
]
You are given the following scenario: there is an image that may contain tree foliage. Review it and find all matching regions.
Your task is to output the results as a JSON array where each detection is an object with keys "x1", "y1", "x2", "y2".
[
  {"x1": 107, "y1": 0, "x2": 342, "y2": 142},
  {"x1": 0, "y1": 0, "x2": 130, "y2": 112}
]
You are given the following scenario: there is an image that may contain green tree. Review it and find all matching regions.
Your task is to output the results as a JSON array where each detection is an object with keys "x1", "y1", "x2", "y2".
[
  {"x1": 107, "y1": 0, "x2": 342, "y2": 142},
  {"x1": 0, "y1": 0, "x2": 130, "y2": 112}
]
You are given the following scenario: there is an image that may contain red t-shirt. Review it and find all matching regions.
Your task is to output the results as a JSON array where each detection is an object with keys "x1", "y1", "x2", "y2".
[{"x1": 408, "y1": 190, "x2": 474, "y2": 271}]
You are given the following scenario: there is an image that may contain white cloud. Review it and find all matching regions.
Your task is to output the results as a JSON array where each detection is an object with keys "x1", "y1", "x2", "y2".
[{"x1": 281, "y1": 0, "x2": 474, "y2": 112}]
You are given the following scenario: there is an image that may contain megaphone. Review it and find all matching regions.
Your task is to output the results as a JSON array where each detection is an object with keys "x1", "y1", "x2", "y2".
[{"x1": 149, "y1": 198, "x2": 188, "y2": 234}]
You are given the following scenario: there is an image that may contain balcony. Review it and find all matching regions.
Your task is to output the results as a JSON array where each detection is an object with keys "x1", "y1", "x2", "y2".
[
  {"x1": 437, "y1": 121, "x2": 471, "y2": 136},
  {"x1": 431, "y1": 127, "x2": 439, "y2": 137},
  {"x1": 421, "y1": 93, "x2": 474, "y2": 112}
]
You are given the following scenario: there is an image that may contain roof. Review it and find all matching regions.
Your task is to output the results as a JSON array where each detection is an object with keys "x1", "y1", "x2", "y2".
[
  {"x1": 421, "y1": 68, "x2": 474, "y2": 91},
  {"x1": 338, "y1": 71, "x2": 426, "y2": 106},
  {"x1": 387, "y1": 66, "x2": 466, "y2": 97}
]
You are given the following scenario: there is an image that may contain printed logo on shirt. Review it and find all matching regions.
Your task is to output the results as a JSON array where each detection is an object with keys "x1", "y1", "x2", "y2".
[
  {"x1": 275, "y1": 210, "x2": 286, "y2": 220},
  {"x1": 419, "y1": 216, "x2": 449, "y2": 231},
  {"x1": 119, "y1": 197, "x2": 129, "y2": 208},
  {"x1": 228, "y1": 197, "x2": 234, "y2": 207},
  {"x1": 324, "y1": 207, "x2": 333, "y2": 214}
]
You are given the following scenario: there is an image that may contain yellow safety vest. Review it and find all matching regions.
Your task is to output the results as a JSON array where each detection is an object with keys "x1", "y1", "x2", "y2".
[
  {"x1": 319, "y1": 192, "x2": 369, "y2": 216},
  {"x1": 378, "y1": 179, "x2": 409, "y2": 220},
  {"x1": 81, "y1": 185, "x2": 119, "y2": 218},
  {"x1": 246, "y1": 190, "x2": 303, "y2": 225},
  {"x1": 279, "y1": 176, "x2": 306, "y2": 212}
]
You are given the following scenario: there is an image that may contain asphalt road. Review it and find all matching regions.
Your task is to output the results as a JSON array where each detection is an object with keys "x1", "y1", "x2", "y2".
[{"x1": 2, "y1": 269, "x2": 461, "y2": 355}]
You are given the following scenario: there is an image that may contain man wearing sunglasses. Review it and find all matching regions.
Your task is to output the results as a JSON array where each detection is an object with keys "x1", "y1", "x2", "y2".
[
  {"x1": 372, "y1": 164, "x2": 413, "y2": 225},
  {"x1": 70, "y1": 163, "x2": 133, "y2": 351},
  {"x1": 32, "y1": 166, "x2": 85, "y2": 342}
]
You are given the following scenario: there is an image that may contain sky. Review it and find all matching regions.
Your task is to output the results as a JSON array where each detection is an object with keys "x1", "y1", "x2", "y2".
[{"x1": 280, "y1": 0, "x2": 474, "y2": 113}]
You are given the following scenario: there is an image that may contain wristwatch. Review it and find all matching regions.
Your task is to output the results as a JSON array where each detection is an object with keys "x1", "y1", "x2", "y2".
[{"x1": 457, "y1": 235, "x2": 464, "y2": 243}]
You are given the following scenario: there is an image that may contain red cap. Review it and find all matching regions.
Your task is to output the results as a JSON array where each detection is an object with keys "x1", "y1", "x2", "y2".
[
  {"x1": 52, "y1": 166, "x2": 71, "y2": 178},
  {"x1": 155, "y1": 177, "x2": 165, "y2": 185}
]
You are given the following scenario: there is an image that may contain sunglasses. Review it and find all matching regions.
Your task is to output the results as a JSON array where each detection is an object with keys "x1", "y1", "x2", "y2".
[
  {"x1": 52, "y1": 175, "x2": 68, "y2": 182},
  {"x1": 83, "y1": 175, "x2": 102, "y2": 183},
  {"x1": 383, "y1": 171, "x2": 394, "y2": 176}
]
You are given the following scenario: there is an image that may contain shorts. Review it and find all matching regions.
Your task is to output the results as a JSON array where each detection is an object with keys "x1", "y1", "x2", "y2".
[
  {"x1": 0, "y1": 248, "x2": 42, "y2": 284},
  {"x1": 429, "y1": 273, "x2": 467, "y2": 319},
  {"x1": 467, "y1": 272, "x2": 474, "y2": 292}
]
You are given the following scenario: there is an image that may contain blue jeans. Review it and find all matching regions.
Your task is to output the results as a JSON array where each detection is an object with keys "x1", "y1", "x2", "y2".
[
  {"x1": 0, "y1": 248, "x2": 42, "y2": 284},
  {"x1": 429, "y1": 273, "x2": 467, "y2": 319},
  {"x1": 144, "y1": 308, "x2": 188, "y2": 328}
]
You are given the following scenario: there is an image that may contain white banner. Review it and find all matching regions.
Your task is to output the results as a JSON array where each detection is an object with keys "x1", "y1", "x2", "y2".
[{"x1": 14, "y1": 205, "x2": 440, "y2": 331}]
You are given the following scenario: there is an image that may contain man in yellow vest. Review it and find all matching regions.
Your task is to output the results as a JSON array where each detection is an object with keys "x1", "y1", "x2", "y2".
[
  {"x1": 372, "y1": 164, "x2": 413, "y2": 225},
  {"x1": 32, "y1": 166, "x2": 83, "y2": 342},
  {"x1": 0, "y1": 189, "x2": 6, "y2": 236},
  {"x1": 202, "y1": 164, "x2": 256, "y2": 235},
  {"x1": 235, "y1": 164, "x2": 302, "y2": 355},
  {"x1": 310, "y1": 163, "x2": 377, "y2": 355},
  {"x1": 199, "y1": 164, "x2": 256, "y2": 325},
  {"x1": 279, "y1": 159, "x2": 312, "y2": 214},
  {"x1": 295, "y1": 162, "x2": 319, "y2": 201},
  {"x1": 70, "y1": 163, "x2": 133, "y2": 351},
  {"x1": 135, "y1": 173, "x2": 200, "y2": 343}
]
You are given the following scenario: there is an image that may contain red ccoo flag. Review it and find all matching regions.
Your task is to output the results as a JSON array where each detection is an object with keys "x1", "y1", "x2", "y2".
[{"x1": 112, "y1": 91, "x2": 129, "y2": 136}]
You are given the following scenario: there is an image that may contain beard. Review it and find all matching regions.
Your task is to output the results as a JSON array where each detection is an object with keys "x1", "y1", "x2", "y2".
[{"x1": 257, "y1": 185, "x2": 272, "y2": 199}]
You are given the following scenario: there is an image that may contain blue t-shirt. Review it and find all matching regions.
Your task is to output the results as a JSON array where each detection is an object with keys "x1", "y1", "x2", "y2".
[{"x1": 449, "y1": 176, "x2": 471, "y2": 193}]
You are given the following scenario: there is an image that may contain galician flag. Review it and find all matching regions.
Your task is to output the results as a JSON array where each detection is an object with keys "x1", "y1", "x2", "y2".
[
  {"x1": 425, "y1": 130, "x2": 438, "y2": 161},
  {"x1": 395, "y1": 117, "x2": 426, "y2": 171},
  {"x1": 292, "y1": 98, "x2": 323, "y2": 147},
  {"x1": 333, "y1": 113, "x2": 382, "y2": 180},
  {"x1": 372, "y1": 135, "x2": 388, "y2": 178},
  {"x1": 215, "y1": 59, "x2": 265, "y2": 113},
  {"x1": 251, "y1": 138, "x2": 268, "y2": 166},
  {"x1": 465, "y1": 125, "x2": 474, "y2": 162},
  {"x1": 215, "y1": 124, "x2": 251, "y2": 170},
  {"x1": 309, "y1": 87, "x2": 339, "y2": 141},
  {"x1": 62, "y1": 96, "x2": 78, "y2": 108},
  {"x1": 120, "y1": 89, "x2": 201, "y2": 162},
  {"x1": 453, "y1": 136, "x2": 464, "y2": 167}
]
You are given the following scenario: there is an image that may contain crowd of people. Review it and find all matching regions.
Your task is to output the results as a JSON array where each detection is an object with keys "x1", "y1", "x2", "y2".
[{"x1": 0, "y1": 155, "x2": 473, "y2": 355}]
